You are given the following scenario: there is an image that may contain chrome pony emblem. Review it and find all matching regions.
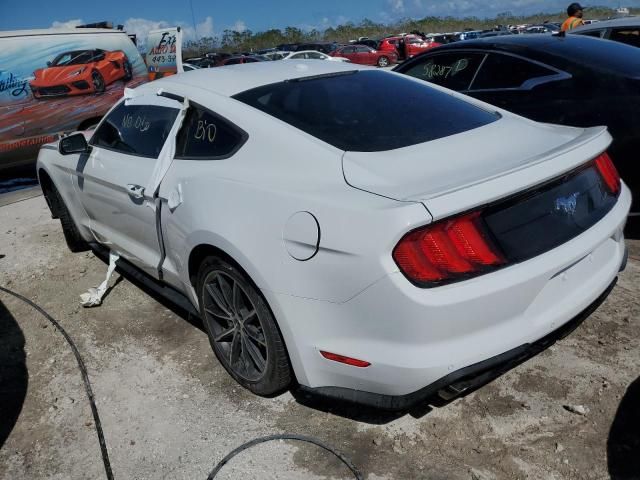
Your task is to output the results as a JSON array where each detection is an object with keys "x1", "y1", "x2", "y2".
[{"x1": 555, "y1": 192, "x2": 580, "y2": 216}]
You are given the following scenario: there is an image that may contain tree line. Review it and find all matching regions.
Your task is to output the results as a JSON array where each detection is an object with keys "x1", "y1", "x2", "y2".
[{"x1": 182, "y1": 6, "x2": 638, "y2": 56}]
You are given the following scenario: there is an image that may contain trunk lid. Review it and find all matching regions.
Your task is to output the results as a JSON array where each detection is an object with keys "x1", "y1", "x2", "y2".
[{"x1": 342, "y1": 117, "x2": 612, "y2": 220}]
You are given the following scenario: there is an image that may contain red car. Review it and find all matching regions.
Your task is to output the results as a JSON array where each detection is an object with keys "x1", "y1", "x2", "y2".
[
  {"x1": 379, "y1": 35, "x2": 441, "y2": 60},
  {"x1": 330, "y1": 45, "x2": 398, "y2": 67},
  {"x1": 30, "y1": 49, "x2": 132, "y2": 99}
]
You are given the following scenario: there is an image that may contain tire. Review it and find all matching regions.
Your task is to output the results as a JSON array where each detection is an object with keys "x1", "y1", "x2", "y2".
[
  {"x1": 196, "y1": 256, "x2": 291, "y2": 396},
  {"x1": 122, "y1": 60, "x2": 132, "y2": 82},
  {"x1": 49, "y1": 186, "x2": 89, "y2": 253},
  {"x1": 377, "y1": 56, "x2": 390, "y2": 67},
  {"x1": 91, "y1": 70, "x2": 105, "y2": 93}
]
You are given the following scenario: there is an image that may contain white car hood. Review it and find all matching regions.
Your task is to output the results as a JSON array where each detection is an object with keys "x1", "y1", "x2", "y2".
[{"x1": 342, "y1": 116, "x2": 611, "y2": 219}]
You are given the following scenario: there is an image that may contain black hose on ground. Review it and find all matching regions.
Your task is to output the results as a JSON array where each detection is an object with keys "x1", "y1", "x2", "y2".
[
  {"x1": 0, "y1": 285, "x2": 114, "y2": 480},
  {"x1": 0, "y1": 286, "x2": 363, "y2": 480},
  {"x1": 207, "y1": 434, "x2": 363, "y2": 479}
]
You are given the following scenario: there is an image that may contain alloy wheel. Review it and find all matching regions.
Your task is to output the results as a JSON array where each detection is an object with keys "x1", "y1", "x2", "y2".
[{"x1": 202, "y1": 271, "x2": 268, "y2": 382}]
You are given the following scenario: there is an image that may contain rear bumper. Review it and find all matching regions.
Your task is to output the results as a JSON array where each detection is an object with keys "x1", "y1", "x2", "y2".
[
  {"x1": 266, "y1": 185, "x2": 631, "y2": 407},
  {"x1": 298, "y1": 274, "x2": 619, "y2": 411}
]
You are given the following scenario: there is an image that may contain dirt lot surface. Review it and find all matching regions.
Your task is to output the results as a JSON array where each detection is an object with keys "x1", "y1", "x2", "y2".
[{"x1": 1, "y1": 193, "x2": 639, "y2": 480}]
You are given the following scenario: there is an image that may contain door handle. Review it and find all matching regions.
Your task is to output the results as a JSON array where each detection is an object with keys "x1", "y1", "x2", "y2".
[{"x1": 127, "y1": 184, "x2": 145, "y2": 199}]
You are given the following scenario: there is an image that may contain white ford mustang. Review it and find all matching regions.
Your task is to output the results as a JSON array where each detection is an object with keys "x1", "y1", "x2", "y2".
[{"x1": 37, "y1": 61, "x2": 631, "y2": 410}]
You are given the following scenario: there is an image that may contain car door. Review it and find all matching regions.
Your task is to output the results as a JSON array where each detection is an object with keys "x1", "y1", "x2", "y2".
[
  {"x1": 399, "y1": 51, "x2": 487, "y2": 91},
  {"x1": 467, "y1": 53, "x2": 572, "y2": 121},
  {"x1": 608, "y1": 26, "x2": 640, "y2": 48},
  {"x1": 358, "y1": 46, "x2": 376, "y2": 65},
  {"x1": 340, "y1": 46, "x2": 357, "y2": 63},
  {"x1": 74, "y1": 97, "x2": 181, "y2": 277}
]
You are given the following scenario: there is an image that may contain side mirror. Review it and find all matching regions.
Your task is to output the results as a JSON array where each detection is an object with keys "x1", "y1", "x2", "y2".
[
  {"x1": 46, "y1": 61, "x2": 51, "y2": 67},
  {"x1": 59, "y1": 133, "x2": 90, "y2": 155}
]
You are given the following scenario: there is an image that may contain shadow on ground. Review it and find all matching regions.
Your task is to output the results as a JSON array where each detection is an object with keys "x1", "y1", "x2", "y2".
[
  {"x1": 0, "y1": 299, "x2": 28, "y2": 448},
  {"x1": 608, "y1": 376, "x2": 640, "y2": 480}
]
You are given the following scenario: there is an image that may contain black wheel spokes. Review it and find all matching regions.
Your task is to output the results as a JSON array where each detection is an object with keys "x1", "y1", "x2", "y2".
[{"x1": 203, "y1": 271, "x2": 268, "y2": 381}]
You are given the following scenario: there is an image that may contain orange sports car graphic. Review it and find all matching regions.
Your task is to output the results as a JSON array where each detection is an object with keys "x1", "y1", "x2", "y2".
[{"x1": 29, "y1": 49, "x2": 132, "y2": 98}]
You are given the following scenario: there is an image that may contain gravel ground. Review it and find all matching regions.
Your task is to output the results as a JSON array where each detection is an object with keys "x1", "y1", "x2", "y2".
[{"x1": 0, "y1": 193, "x2": 638, "y2": 480}]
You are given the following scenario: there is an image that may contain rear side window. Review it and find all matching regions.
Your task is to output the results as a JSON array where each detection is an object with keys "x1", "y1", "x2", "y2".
[
  {"x1": 233, "y1": 70, "x2": 499, "y2": 152},
  {"x1": 91, "y1": 102, "x2": 178, "y2": 158},
  {"x1": 610, "y1": 28, "x2": 640, "y2": 48},
  {"x1": 402, "y1": 52, "x2": 486, "y2": 91},
  {"x1": 175, "y1": 103, "x2": 247, "y2": 159},
  {"x1": 472, "y1": 54, "x2": 556, "y2": 90}
]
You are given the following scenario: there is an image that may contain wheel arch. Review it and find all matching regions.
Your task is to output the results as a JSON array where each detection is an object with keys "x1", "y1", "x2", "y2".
[
  {"x1": 186, "y1": 242, "x2": 302, "y2": 385},
  {"x1": 38, "y1": 168, "x2": 60, "y2": 218}
]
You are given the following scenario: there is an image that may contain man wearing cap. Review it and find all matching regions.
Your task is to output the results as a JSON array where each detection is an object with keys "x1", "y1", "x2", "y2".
[{"x1": 561, "y1": 3, "x2": 585, "y2": 31}]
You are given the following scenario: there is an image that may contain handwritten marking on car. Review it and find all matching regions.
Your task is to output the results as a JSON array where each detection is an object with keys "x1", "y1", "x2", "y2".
[
  {"x1": 422, "y1": 58, "x2": 469, "y2": 80},
  {"x1": 122, "y1": 113, "x2": 150, "y2": 132},
  {"x1": 194, "y1": 120, "x2": 217, "y2": 143}
]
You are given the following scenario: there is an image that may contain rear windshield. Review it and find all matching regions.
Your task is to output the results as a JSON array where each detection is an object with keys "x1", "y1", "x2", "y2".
[{"x1": 232, "y1": 70, "x2": 499, "y2": 152}]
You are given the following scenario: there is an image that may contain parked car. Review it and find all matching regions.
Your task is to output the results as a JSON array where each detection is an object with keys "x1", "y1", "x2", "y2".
[
  {"x1": 37, "y1": 61, "x2": 630, "y2": 409},
  {"x1": 379, "y1": 34, "x2": 439, "y2": 60},
  {"x1": 281, "y1": 50, "x2": 350, "y2": 62},
  {"x1": 182, "y1": 63, "x2": 200, "y2": 72},
  {"x1": 350, "y1": 39, "x2": 379, "y2": 49},
  {"x1": 221, "y1": 55, "x2": 268, "y2": 66},
  {"x1": 524, "y1": 24, "x2": 560, "y2": 34},
  {"x1": 263, "y1": 51, "x2": 289, "y2": 61},
  {"x1": 0, "y1": 28, "x2": 147, "y2": 171},
  {"x1": 571, "y1": 17, "x2": 640, "y2": 48},
  {"x1": 458, "y1": 30, "x2": 483, "y2": 40},
  {"x1": 294, "y1": 42, "x2": 340, "y2": 54},
  {"x1": 393, "y1": 34, "x2": 640, "y2": 214},
  {"x1": 330, "y1": 45, "x2": 397, "y2": 66},
  {"x1": 479, "y1": 30, "x2": 515, "y2": 38}
]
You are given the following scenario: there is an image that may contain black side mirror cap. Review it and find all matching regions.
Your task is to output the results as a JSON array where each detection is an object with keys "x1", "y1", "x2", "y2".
[{"x1": 59, "y1": 133, "x2": 91, "y2": 155}]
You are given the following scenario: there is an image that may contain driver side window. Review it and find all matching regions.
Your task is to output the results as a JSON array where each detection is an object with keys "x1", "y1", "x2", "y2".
[{"x1": 91, "y1": 101, "x2": 179, "y2": 158}]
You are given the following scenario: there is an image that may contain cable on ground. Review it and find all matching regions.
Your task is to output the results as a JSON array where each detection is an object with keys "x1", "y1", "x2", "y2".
[
  {"x1": 207, "y1": 433, "x2": 363, "y2": 479},
  {"x1": 0, "y1": 286, "x2": 364, "y2": 480}
]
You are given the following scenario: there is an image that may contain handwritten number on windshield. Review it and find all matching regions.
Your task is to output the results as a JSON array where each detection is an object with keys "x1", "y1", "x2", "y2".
[{"x1": 122, "y1": 113, "x2": 151, "y2": 133}]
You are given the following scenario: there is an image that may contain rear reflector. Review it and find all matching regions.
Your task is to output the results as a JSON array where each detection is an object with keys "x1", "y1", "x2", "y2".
[
  {"x1": 393, "y1": 211, "x2": 506, "y2": 286},
  {"x1": 320, "y1": 351, "x2": 371, "y2": 368},
  {"x1": 594, "y1": 152, "x2": 621, "y2": 195}
]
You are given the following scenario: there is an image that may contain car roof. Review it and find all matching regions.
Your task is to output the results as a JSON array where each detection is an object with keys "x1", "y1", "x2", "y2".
[
  {"x1": 146, "y1": 61, "x2": 368, "y2": 97},
  {"x1": 431, "y1": 33, "x2": 640, "y2": 77},
  {"x1": 571, "y1": 16, "x2": 640, "y2": 32},
  {"x1": 0, "y1": 28, "x2": 127, "y2": 38}
]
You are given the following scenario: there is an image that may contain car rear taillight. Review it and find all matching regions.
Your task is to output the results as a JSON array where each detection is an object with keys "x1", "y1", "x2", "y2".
[
  {"x1": 593, "y1": 152, "x2": 620, "y2": 195},
  {"x1": 393, "y1": 211, "x2": 506, "y2": 286}
]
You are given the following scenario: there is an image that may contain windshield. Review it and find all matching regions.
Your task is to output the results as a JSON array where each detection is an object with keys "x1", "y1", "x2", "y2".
[
  {"x1": 233, "y1": 70, "x2": 499, "y2": 152},
  {"x1": 51, "y1": 50, "x2": 100, "y2": 66}
]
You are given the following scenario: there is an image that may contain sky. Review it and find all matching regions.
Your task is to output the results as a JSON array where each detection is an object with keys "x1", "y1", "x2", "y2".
[{"x1": 2, "y1": 0, "x2": 638, "y2": 45}]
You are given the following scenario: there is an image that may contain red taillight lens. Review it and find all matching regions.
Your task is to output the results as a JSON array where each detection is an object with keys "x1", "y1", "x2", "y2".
[
  {"x1": 594, "y1": 152, "x2": 620, "y2": 195},
  {"x1": 320, "y1": 351, "x2": 371, "y2": 368},
  {"x1": 393, "y1": 211, "x2": 506, "y2": 286}
]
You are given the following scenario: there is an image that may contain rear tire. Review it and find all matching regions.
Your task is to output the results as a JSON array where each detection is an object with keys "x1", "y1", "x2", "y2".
[
  {"x1": 49, "y1": 186, "x2": 89, "y2": 252},
  {"x1": 196, "y1": 256, "x2": 291, "y2": 396}
]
